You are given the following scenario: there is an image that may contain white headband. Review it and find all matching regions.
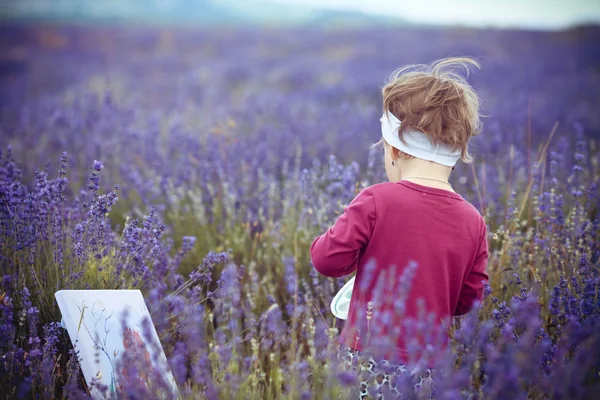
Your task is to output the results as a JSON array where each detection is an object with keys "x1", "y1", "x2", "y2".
[{"x1": 380, "y1": 112, "x2": 461, "y2": 167}]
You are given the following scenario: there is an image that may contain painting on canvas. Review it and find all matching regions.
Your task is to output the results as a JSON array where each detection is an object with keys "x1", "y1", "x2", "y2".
[{"x1": 55, "y1": 290, "x2": 179, "y2": 399}]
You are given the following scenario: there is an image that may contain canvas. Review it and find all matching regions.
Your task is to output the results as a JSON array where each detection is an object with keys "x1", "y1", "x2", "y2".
[{"x1": 55, "y1": 290, "x2": 179, "y2": 399}]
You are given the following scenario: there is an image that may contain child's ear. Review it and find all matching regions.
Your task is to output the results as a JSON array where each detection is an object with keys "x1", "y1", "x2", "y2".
[{"x1": 392, "y1": 147, "x2": 400, "y2": 160}]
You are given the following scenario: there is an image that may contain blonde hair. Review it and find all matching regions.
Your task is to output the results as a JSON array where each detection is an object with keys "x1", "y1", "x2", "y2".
[{"x1": 379, "y1": 57, "x2": 482, "y2": 164}]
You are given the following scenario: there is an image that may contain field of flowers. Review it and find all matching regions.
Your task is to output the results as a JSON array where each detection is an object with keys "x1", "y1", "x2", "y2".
[{"x1": 1, "y1": 23, "x2": 599, "y2": 399}]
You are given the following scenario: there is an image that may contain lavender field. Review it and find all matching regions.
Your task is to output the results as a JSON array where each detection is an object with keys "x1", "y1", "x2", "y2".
[{"x1": 1, "y1": 23, "x2": 600, "y2": 399}]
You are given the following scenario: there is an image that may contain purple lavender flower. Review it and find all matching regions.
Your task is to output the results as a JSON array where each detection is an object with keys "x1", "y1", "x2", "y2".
[
  {"x1": 283, "y1": 256, "x2": 297, "y2": 296},
  {"x1": 92, "y1": 160, "x2": 103, "y2": 172}
]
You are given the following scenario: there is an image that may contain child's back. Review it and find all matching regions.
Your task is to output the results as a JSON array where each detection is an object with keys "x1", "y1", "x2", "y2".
[{"x1": 311, "y1": 179, "x2": 488, "y2": 362}]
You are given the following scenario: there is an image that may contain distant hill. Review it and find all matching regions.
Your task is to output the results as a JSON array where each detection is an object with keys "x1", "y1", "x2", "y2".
[
  {"x1": 0, "y1": 0, "x2": 408, "y2": 27},
  {"x1": 1, "y1": 0, "x2": 241, "y2": 24},
  {"x1": 306, "y1": 8, "x2": 411, "y2": 28}
]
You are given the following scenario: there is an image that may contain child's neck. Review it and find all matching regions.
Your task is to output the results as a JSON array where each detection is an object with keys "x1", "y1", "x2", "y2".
[{"x1": 399, "y1": 159, "x2": 455, "y2": 191}]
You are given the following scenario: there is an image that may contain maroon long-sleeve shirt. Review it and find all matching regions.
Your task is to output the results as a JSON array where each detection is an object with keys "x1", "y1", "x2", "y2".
[{"x1": 310, "y1": 180, "x2": 489, "y2": 363}]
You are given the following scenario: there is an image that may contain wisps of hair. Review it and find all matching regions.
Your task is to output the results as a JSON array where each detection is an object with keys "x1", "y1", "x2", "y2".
[{"x1": 381, "y1": 57, "x2": 483, "y2": 164}]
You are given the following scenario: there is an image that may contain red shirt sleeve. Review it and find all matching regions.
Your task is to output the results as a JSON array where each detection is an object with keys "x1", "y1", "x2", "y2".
[
  {"x1": 310, "y1": 188, "x2": 376, "y2": 278},
  {"x1": 455, "y1": 220, "x2": 490, "y2": 316}
]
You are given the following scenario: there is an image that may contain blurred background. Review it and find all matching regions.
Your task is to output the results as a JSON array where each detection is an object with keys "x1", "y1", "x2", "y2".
[
  {"x1": 2, "y1": 0, "x2": 600, "y2": 29},
  {"x1": 0, "y1": 0, "x2": 599, "y2": 197}
]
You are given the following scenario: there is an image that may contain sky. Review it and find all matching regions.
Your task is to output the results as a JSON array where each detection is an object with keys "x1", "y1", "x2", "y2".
[{"x1": 271, "y1": 0, "x2": 600, "y2": 29}]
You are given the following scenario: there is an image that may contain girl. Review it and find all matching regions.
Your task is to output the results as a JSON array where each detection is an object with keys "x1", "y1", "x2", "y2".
[{"x1": 310, "y1": 57, "x2": 490, "y2": 399}]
